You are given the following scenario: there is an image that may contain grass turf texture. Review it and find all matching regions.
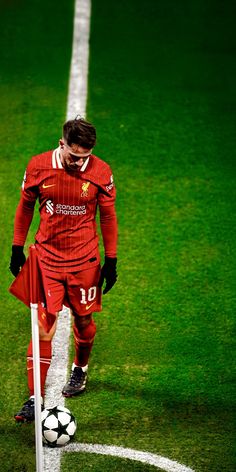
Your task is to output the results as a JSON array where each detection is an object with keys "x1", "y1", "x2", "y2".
[
  {"x1": 0, "y1": 0, "x2": 235, "y2": 471},
  {"x1": 61, "y1": 453, "x2": 161, "y2": 472},
  {"x1": 0, "y1": 0, "x2": 74, "y2": 470}
]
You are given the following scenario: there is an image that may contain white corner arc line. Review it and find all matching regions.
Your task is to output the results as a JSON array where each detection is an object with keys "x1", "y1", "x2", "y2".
[{"x1": 64, "y1": 443, "x2": 195, "y2": 472}]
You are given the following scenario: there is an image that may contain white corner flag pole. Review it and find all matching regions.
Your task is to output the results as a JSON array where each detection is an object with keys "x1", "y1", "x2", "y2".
[{"x1": 30, "y1": 302, "x2": 43, "y2": 472}]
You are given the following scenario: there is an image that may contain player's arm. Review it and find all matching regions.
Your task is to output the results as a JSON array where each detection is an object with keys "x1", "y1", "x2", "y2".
[
  {"x1": 9, "y1": 165, "x2": 38, "y2": 276},
  {"x1": 99, "y1": 203, "x2": 118, "y2": 294},
  {"x1": 99, "y1": 203, "x2": 118, "y2": 259},
  {"x1": 97, "y1": 170, "x2": 118, "y2": 294}
]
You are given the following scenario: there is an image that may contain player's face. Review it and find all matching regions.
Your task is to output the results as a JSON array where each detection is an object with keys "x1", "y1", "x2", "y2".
[{"x1": 59, "y1": 139, "x2": 92, "y2": 170}]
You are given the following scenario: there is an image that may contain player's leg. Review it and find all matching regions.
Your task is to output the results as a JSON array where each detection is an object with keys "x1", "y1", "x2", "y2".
[
  {"x1": 15, "y1": 270, "x2": 65, "y2": 422},
  {"x1": 73, "y1": 313, "x2": 97, "y2": 368},
  {"x1": 26, "y1": 317, "x2": 58, "y2": 397},
  {"x1": 14, "y1": 316, "x2": 58, "y2": 423},
  {"x1": 62, "y1": 265, "x2": 101, "y2": 397},
  {"x1": 62, "y1": 313, "x2": 96, "y2": 397}
]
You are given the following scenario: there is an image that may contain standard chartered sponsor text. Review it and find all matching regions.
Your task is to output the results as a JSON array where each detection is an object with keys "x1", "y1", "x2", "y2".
[{"x1": 56, "y1": 203, "x2": 86, "y2": 215}]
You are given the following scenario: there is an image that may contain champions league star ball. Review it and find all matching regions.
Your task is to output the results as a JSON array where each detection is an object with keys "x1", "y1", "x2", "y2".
[{"x1": 41, "y1": 406, "x2": 77, "y2": 447}]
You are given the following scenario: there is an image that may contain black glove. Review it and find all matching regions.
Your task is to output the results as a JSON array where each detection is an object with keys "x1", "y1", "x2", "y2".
[
  {"x1": 99, "y1": 257, "x2": 117, "y2": 294},
  {"x1": 9, "y1": 245, "x2": 26, "y2": 277}
]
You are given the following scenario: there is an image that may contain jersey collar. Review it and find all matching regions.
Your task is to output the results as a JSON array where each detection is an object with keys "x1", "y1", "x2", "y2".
[
  {"x1": 79, "y1": 156, "x2": 90, "y2": 172},
  {"x1": 52, "y1": 148, "x2": 63, "y2": 168},
  {"x1": 52, "y1": 148, "x2": 90, "y2": 171}
]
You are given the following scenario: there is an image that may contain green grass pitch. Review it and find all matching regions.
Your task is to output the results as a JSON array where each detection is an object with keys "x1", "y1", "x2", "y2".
[{"x1": 0, "y1": 0, "x2": 235, "y2": 471}]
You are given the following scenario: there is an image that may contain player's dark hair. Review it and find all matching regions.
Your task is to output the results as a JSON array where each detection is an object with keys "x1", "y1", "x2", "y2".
[{"x1": 63, "y1": 117, "x2": 96, "y2": 149}]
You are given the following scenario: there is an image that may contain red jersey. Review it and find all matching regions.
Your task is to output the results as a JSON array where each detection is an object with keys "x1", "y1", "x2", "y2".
[{"x1": 13, "y1": 148, "x2": 118, "y2": 272}]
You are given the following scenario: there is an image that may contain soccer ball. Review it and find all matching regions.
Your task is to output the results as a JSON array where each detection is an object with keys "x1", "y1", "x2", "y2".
[{"x1": 41, "y1": 405, "x2": 77, "y2": 447}]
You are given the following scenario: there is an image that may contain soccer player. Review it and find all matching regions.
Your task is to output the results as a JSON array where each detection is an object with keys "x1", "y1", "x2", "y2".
[{"x1": 9, "y1": 117, "x2": 118, "y2": 422}]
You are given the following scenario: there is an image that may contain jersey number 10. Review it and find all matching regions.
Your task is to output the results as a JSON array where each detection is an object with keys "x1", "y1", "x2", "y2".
[{"x1": 80, "y1": 286, "x2": 97, "y2": 305}]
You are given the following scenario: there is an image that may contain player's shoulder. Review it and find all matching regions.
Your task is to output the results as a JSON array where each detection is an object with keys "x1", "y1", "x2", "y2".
[
  {"x1": 27, "y1": 150, "x2": 54, "y2": 171},
  {"x1": 83, "y1": 155, "x2": 115, "y2": 193},
  {"x1": 86, "y1": 154, "x2": 113, "y2": 179}
]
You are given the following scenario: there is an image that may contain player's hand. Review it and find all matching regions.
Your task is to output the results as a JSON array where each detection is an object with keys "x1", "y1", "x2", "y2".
[
  {"x1": 9, "y1": 245, "x2": 26, "y2": 277},
  {"x1": 99, "y1": 257, "x2": 117, "y2": 294}
]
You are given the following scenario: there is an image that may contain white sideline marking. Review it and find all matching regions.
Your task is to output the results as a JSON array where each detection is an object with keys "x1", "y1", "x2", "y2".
[
  {"x1": 64, "y1": 443, "x2": 195, "y2": 472},
  {"x1": 66, "y1": 0, "x2": 91, "y2": 119},
  {"x1": 43, "y1": 308, "x2": 71, "y2": 471},
  {"x1": 43, "y1": 0, "x2": 91, "y2": 470},
  {"x1": 43, "y1": 1, "x2": 194, "y2": 472}
]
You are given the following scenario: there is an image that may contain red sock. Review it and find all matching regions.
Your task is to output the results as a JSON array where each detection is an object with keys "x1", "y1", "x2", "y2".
[
  {"x1": 73, "y1": 319, "x2": 96, "y2": 367},
  {"x1": 27, "y1": 339, "x2": 52, "y2": 397}
]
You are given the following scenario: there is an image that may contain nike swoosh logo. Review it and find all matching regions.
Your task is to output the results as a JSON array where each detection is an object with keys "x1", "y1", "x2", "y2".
[
  {"x1": 85, "y1": 302, "x2": 95, "y2": 311},
  {"x1": 42, "y1": 183, "x2": 56, "y2": 189}
]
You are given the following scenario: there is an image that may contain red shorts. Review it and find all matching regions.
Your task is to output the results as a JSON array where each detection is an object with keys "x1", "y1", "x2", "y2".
[{"x1": 41, "y1": 265, "x2": 102, "y2": 316}]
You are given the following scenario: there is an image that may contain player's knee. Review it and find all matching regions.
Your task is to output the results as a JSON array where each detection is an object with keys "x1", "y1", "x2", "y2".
[
  {"x1": 73, "y1": 316, "x2": 96, "y2": 343},
  {"x1": 74, "y1": 314, "x2": 93, "y2": 329}
]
